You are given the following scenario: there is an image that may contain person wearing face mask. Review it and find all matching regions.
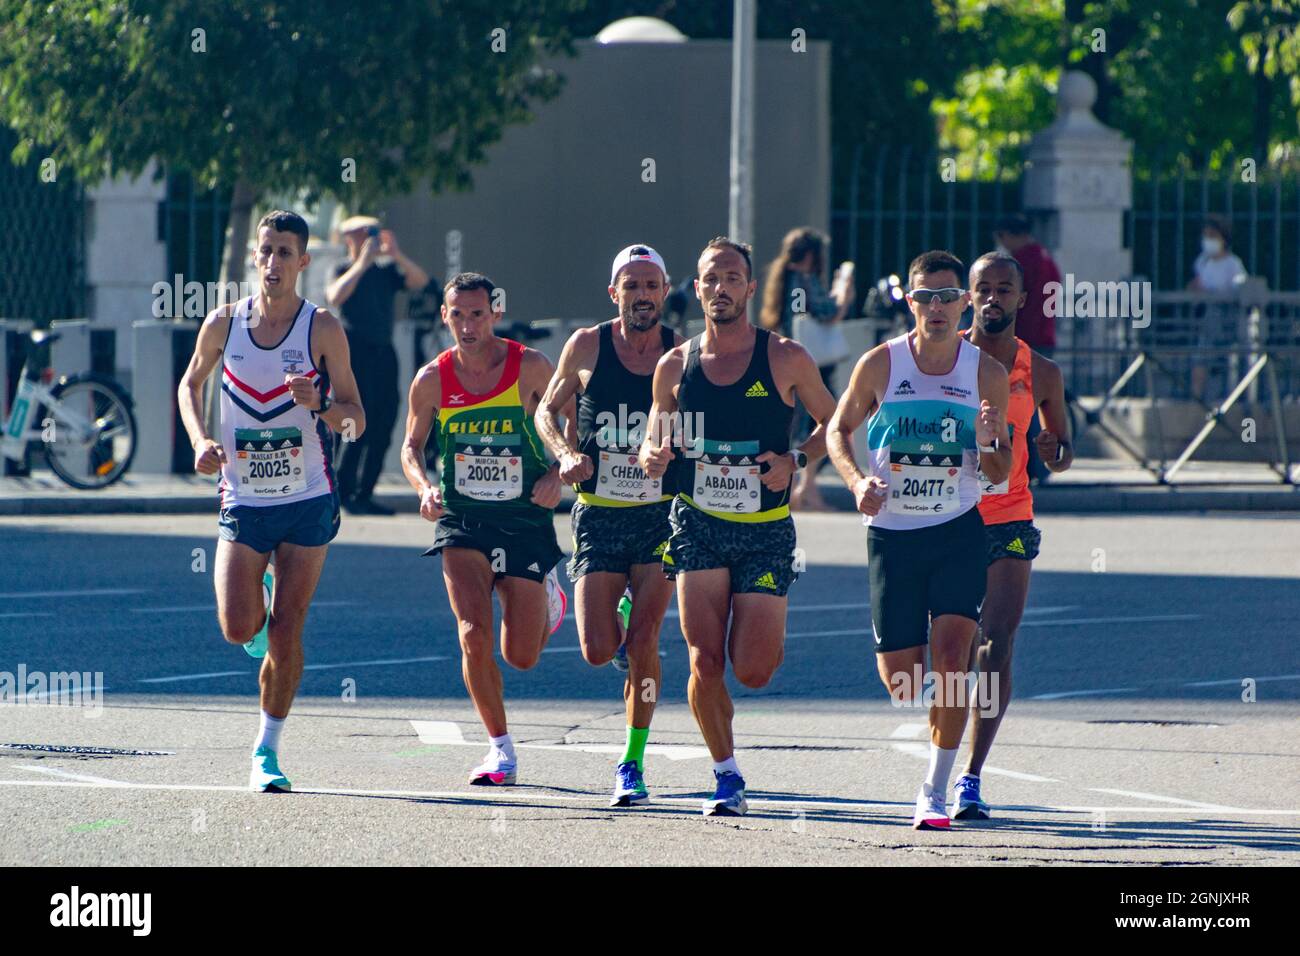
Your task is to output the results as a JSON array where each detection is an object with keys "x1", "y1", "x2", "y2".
[{"x1": 1187, "y1": 216, "x2": 1248, "y2": 402}]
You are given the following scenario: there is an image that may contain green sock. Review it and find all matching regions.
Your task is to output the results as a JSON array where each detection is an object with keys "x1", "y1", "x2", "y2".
[{"x1": 622, "y1": 726, "x2": 649, "y2": 771}]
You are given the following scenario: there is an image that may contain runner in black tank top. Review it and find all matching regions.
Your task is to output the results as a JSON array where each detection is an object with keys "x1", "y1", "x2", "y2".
[
  {"x1": 536, "y1": 244, "x2": 683, "y2": 808},
  {"x1": 639, "y1": 238, "x2": 839, "y2": 817}
]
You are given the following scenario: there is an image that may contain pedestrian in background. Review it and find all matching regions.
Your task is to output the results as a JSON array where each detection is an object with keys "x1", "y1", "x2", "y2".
[
  {"x1": 993, "y1": 214, "x2": 1062, "y2": 482},
  {"x1": 758, "y1": 227, "x2": 854, "y2": 511},
  {"x1": 326, "y1": 215, "x2": 430, "y2": 515},
  {"x1": 1187, "y1": 214, "x2": 1248, "y2": 403}
]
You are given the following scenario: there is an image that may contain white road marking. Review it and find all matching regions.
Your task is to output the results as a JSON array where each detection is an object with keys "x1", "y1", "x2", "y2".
[
  {"x1": 0, "y1": 588, "x2": 146, "y2": 600},
  {"x1": 663, "y1": 603, "x2": 1078, "y2": 620},
  {"x1": 1019, "y1": 614, "x2": 1200, "y2": 628},
  {"x1": 889, "y1": 723, "x2": 928, "y2": 739},
  {"x1": 131, "y1": 601, "x2": 356, "y2": 614},
  {"x1": 1088, "y1": 788, "x2": 1242, "y2": 812},
  {"x1": 0, "y1": 612, "x2": 54, "y2": 619},
  {"x1": 889, "y1": 741, "x2": 1059, "y2": 782},
  {"x1": 137, "y1": 654, "x2": 451, "y2": 684},
  {"x1": 409, "y1": 719, "x2": 710, "y2": 760},
  {"x1": 8, "y1": 762, "x2": 131, "y2": 787},
  {"x1": 1183, "y1": 674, "x2": 1300, "y2": 688},
  {"x1": 0, "y1": 777, "x2": 1291, "y2": 815},
  {"x1": 137, "y1": 670, "x2": 246, "y2": 685},
  {"x1": 1027, "y1": 687, "x2": 1141, "y2": 701}
]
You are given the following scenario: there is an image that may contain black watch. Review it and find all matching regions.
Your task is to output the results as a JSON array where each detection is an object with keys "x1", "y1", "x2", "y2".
[
  {"x1": 316, "y1": 390, "x2": 332, "y2": 414},
  {"x1": 791, "y1": 450, "x2": 808, "y2": 470}
]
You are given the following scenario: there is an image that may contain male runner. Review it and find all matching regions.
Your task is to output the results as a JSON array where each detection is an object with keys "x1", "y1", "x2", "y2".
[
  {"x1": 640, "y1": 237, "x2": 837, "y2": 816},
  {"x1": 827, "y1": 250, "x2": 1011, "y2": 830},
  {"x1": 536, "y1": 244, "x2": 683, "y2": 807},
  {"x1": 953, "y1": 251, "x2": 1073, "y2": 819},
  {"x1": 178, "y1": 209, "x2": 366, "y2": 792},
  {"x1": 402, "y1": 272, "x2": 568, "y2": 786}
]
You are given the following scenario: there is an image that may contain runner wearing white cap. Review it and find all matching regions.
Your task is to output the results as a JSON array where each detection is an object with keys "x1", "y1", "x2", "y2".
[{"x1": 536, "y1": 244, "x2": 683, "y2": 807}]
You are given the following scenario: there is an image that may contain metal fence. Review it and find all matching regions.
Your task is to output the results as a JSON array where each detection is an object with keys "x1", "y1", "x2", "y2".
[
  {"x1": 0, "y1": 127, "x2": 86, "y2": 324},
  {"x1": 159, "y1": 172, "x2": 230, "y2": 288}
]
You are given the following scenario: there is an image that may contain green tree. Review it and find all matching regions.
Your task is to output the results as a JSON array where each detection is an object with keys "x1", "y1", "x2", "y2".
[{"x1": 0, "y1": 0, "x2": 581, "y2": 282}]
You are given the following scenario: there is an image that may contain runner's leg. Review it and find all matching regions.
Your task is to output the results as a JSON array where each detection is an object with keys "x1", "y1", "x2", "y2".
[
  {"x1": 497, "y1": 574, "x2": 551, "y2": 669},
  {"x1": 442, "y1": 547, "x2": 506, "y2": 737},
  {"x1": 259, "y1": 540, "x2": 328, "y2": 719},
  {"x1": 214, "y1": 539, "x2": 271, "y2": 646},
  {"x1": 575, "y1": 571, "x2": 626, "y2": 666},
  {"x1": 965, "y1": 558, "x2": 1031, "y2": 776},
  {"x1": 624, "y1": 561, "x2": 673, "y2": 729},
  {"x1": 677, "y1": 568, "x2": 734, "y2": 762},
  {"x1": 728, "y1": 592, "x2": 787, "y2": 689}
]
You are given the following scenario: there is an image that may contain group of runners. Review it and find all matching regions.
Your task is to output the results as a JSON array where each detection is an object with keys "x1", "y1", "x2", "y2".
[{"x1": 178, "y1": 210, "x2": 1072, "y2": 831}]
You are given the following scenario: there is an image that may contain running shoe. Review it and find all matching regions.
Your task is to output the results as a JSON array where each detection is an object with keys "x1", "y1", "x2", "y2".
[
  {"x1": 249, "y1": 745, "x2": 291, "y2": 793},
  {"x1": 703, "y1": 770, "x2": 748, "y2": 817},
  {"x1": 913, "y1": 782, "x2": 950, "y2": 830},
  {"x1": 545, "y1": 568, "x2": 568, "y2": 635},
  {"x1": 244, "y1": 569, "x2": 273, "y2": 659},
  {"x1": 610, "y1": 760, "x2": 649, "y2": 807},
  {"x1": 468, "y1": 747, "x2": 518, "y2": 786},
  {"x1": 611, "y1": 587, "x2": 632, "y2": 672},
  {"x1": 952, "y1": 774, "x2": 990, "y2": 820}
]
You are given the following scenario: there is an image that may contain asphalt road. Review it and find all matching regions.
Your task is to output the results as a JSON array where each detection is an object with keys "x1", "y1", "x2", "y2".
[{"x1": 0, "y1": 510, "x2": 1297, "y2": 866}]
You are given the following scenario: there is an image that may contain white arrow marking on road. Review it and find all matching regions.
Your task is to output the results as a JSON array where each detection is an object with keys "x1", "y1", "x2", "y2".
[{"x1": 409, "y1": 720, "x2": 711, "y2": 760}]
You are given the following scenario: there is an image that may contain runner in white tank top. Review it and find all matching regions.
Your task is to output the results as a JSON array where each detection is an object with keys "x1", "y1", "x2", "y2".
[
  {"x1": 218, "y1": 295, "x2": 335, "y2": 508},
  {"x1": 827, "y1": 250, "x2": 1010, "y2": 833},
  {"x1": 177, "y1": 210, "x2": 367, "y2": 796}
]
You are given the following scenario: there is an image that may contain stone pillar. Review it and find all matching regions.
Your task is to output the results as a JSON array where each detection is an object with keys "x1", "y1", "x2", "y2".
[
  {"x1": 84, "y1": 161, "x2": 168, "y2": 381},
  {"x1": 1023, "y1": 70, "x2": 1133, "y2": 351}
]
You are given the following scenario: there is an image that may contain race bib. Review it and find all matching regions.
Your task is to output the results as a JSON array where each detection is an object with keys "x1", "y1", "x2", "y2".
[
  {"x1": 454, "y1": 434, "x2": 522, "y2": 501},
  {"x1": 596, "y1": 449, "x2": 661, "y2": 502},
  {"x1": 235, "y1": 426, "x2": 307, "y2": 498},
  {"x1": 688, "y1": 437, "x2": 761, "y2": 514},
  {"x1": 886, "y1": 449, "x2": 960, "y2": 516}
]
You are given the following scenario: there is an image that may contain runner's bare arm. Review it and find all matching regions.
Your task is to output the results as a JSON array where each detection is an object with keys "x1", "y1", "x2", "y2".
[
  {"x1": 304, "y1": 309, "x2": 365, "y2": 437},
  {"x1": 827, "y1": 344, "x2": 888, "y2": 487},
  {"x1": 778, "y1": 338, "x2": 838, "y2": 461},
  {"x1": 536, "y1": 327, "x2": 597, "y2": 468},
  {"x1": 976, "y1": 351, "x2": 1013, "y2": 485},
  {"x1": 177, "y1": 306, "x2": 234, "y2": 474},
  {"x1": 520, "y1": 348, "x2": 565, "y2": 507},
  {"x1": 402, "y1": 362, "x2": 443, "y2": 517},
  {"x1": 1033, "y1": 352, "x2": 1074, "y2": 473},
  {"x1": 638, "y1": 345, "x2": 684, "y2": 479}
]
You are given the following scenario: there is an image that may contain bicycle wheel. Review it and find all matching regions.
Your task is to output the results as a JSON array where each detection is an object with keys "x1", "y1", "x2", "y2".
[{"x1": 42, "y1": 374, "x2": 138, "y2": 489}]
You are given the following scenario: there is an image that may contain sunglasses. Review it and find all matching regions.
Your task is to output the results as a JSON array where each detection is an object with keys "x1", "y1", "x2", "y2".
[{"x1": 910, "y1": 287, "x2": 965, "y2": 305}]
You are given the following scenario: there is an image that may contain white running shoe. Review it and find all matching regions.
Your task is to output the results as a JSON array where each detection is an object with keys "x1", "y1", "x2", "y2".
[
  {"x1": 545, "y1": 567, "x2": 567, "y2": 635},
  {"x1": 913, "y1": 782, "x2": 951, "y2": 830},
  {"x1": 468, "y1": 747, "x2": 517, "y2": 786}
]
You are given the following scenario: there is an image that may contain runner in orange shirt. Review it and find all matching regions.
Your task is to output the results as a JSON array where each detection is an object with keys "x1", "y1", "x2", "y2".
[{"x1": 955, "y1": 251, "x2": 1074, "y2": 820}]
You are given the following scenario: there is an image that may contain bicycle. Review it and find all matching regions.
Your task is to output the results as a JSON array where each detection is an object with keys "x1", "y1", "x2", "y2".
[{"x1": 1, "y1": 328, "x2": 138, "y2": 489}]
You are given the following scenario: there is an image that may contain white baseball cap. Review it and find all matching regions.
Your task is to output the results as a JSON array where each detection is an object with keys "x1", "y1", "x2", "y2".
[{"x1": 610, "y1": 244, "x2": 667, "y2": 287}]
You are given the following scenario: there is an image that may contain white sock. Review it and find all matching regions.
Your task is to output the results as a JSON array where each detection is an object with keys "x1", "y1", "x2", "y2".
[
  {"x1": 713, "y1": 756, "x2": 740, "y2": 776},
  {"x1": 490, "y1": 733, "x2": 515, "y2": 761},
  {"x1": 255, "y1": 711, "x2": 285, "y2": 754},
  {"x1": 925, "y1": 743, "x2": 958, "y2": 794}
]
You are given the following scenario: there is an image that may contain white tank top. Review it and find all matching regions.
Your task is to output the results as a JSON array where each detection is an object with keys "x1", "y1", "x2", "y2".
[
  {"x1": 218, "y1": 297, "x2": 334, "y2": 508},
  {"x1": 864, "y1": 332, "x2": 983, "y2": 530}
]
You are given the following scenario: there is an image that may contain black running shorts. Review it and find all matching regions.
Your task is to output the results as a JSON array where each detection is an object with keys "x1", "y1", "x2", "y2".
[{"x1": 866, "y1": 505, "x2": 987, "y2": 653}]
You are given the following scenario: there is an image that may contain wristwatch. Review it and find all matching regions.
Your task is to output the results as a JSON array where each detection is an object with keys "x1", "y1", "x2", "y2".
[
  {"x1": 316, "y1": 389, "x2": 332, "y2": 414},
  {"x1": 977, "y1": 438, "x2": 1000, "y2": 453},
  {"x1": 790, "y1": 450, "x2": 808, "y2": 470}
]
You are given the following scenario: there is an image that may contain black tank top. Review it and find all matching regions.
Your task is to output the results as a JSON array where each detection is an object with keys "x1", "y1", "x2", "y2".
[
  {"x1": 575, "y1": 320, "x2": 677, "y2": 505},
  {"x1": 676, "y1": 327, "x2": 794, "y2": 522}
]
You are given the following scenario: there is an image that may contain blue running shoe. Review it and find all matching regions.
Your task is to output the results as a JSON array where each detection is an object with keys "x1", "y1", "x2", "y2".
[
  {"x1": 952, "y1": 774, "x2": 990, "y2": 820},
  {"x1": 703, "y1": 770, "x2": 747, "y2": 817},
  {"x1": 244, "y1": 570, "x2": 272, "y2": 659},
  {"x1": 611, "y1": 588, "x2": 632, "y2": 672},
  {"x1": 249, "y1": 745, "x2": 291, "y2": 792},
  {"x1": 610, "y1": 760, "x2": 649, "y2": 807}
]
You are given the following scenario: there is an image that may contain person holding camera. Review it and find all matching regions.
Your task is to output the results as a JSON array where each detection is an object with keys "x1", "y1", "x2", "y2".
[{"x1": 327, "y1": 215, "x2": 430, "y2": 515}]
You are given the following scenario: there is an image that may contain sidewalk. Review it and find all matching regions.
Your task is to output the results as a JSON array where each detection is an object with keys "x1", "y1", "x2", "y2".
[{"x1": 2, "y1": 458, "x2": 1297, "y2": 516}]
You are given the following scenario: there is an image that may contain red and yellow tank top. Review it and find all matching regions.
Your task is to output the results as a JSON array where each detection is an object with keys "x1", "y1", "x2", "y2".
[
  {"x1": 974, "y1": 336, "x2": 1035, "y2": 524},
  {"x1": 436, "y1": 340, "x2": 551, "y2": 528}
]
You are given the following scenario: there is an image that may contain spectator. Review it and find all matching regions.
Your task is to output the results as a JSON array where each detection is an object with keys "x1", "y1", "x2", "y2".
[
  {"x1": 993, "y1": 214, "x2": 1062, "y2": 483},
  {"x1": 326, "y1": 215, "x2": 430, "y2": 515},
  {"x1": 758, "y1": 227, "x2": 853, "y2": 511},
  {"x1": 1187, "y1": 215, "x2": 1248, "y2": 402}
]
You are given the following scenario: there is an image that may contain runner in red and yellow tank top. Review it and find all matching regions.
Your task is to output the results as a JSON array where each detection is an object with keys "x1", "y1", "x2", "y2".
[{"x1": 954, "y1": 252, "x2": 1075, "y2": 821}]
